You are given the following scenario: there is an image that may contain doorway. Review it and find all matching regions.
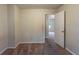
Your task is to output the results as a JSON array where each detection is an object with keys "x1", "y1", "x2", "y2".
[
  {"x1": 45, "y1": 11, "x2": 65, "y2": 48},
  {"x1": 45, "y1": 14, "x2": 55, "y2": 44}
]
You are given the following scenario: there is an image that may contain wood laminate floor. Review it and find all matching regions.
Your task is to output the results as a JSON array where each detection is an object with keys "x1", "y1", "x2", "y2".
[{"x1": 1, "y1": 39, "x2": 71, "y2": 55}]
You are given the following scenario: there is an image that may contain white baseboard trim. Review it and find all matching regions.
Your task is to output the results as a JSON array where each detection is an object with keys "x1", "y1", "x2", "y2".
[
  {"x1": 20, "y1": 42, "x2": 45, "y2": 44},
  {"x1": 66, "y1": 48, "x2": 76, "y2": 55},
  {"x1": 15, "y1": 42, "x2": 20, "y2": 48},
  {"x1": 8, "y1": 47, "x2": 16, "y2": 49},
  {"x1": 8, "y1": 42, "x2": 21, "y2": 49},
  {"x1": 0, "y1": 42, "x2": 45, "y2": 54},
  {"x1": 0, "y1": 47, "x2": 8, "y2": 54},
  {"x1": 8, "y1": 42, "x2": 45, "y2": 49}
]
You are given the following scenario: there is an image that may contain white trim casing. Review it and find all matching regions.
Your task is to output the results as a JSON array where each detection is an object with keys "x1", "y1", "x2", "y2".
[
  {"x1": 0, "y1": 47, "x2": 8, "y2": 54},
  {"x1": 66, "y1": 48, "x2": 76, "y2": 55}
]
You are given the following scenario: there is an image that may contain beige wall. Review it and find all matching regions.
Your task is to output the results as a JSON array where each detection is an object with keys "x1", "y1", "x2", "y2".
[
  {"x1": 7, "y1": 6, "x2": 56, "y2": 47},
  {"x1": 7, "y1": 7, "x2": 56, "y2": 46},
  {"x1": 7, "y1": 5, "x2": 16, "y2": 48},
  {"x1": 8, "y1": 5, "x2": 21, "y2": 48},
  {"x1": 20, "y1": 9, "x2": 55, "y2": 43},
  {"x1": 0, "y1": 5, "x2": 8, "y2": 54},
  {"x1": 57, "y1": 5, "x2": 79, "y2": 54},
  {"x1": 15, "y1": 5, "x2": 21, "y2": 47}
]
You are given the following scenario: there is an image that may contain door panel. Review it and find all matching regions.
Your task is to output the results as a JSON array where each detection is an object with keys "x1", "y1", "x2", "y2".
[{"x1": 55, "y1": 11, "x2": 64, "y2": 48}]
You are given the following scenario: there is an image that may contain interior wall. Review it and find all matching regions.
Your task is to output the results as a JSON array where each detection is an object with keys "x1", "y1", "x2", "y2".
[
  {"x1": 15, "y1": 5, "x2": 21, "y2": 47},
  {"x1": 57, "y1": 5, "x2": 79, "y2": 54},
  {"x1": 8, "y1": 5, "x2": 20, "y2": 48},
  {"x1": 20, "y1": 9, "x2": 55, "y2": 43},
  {"x1": 8, "y1": 5, "x2": 15, "y2": 48},
  {"x1": 7, "y1": 6, "x2": 56, "y2": 48},
  {"x1": 0, "y1": 5, "x2": 8, "y2": 53}
]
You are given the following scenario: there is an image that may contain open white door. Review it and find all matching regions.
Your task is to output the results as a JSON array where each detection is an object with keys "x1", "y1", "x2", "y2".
[{"x1": 55, "y1": 11, "x2": 64, "y2": 48}]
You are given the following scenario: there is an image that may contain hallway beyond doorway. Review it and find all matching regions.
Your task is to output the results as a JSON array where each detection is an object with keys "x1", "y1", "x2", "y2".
[{"x1": 48, "y1": 32, "x2": 55, "y2": 40}]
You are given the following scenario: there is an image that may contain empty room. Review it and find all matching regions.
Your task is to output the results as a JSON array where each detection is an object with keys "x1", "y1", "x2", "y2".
[{"x1": 0, "y1": 4, "x2": 79, "y2": 55}]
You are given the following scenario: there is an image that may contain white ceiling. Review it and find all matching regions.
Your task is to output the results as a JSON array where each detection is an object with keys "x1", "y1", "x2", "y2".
[{"x1": 17, "y1": 4, "x2": 62, "y2": 9}]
